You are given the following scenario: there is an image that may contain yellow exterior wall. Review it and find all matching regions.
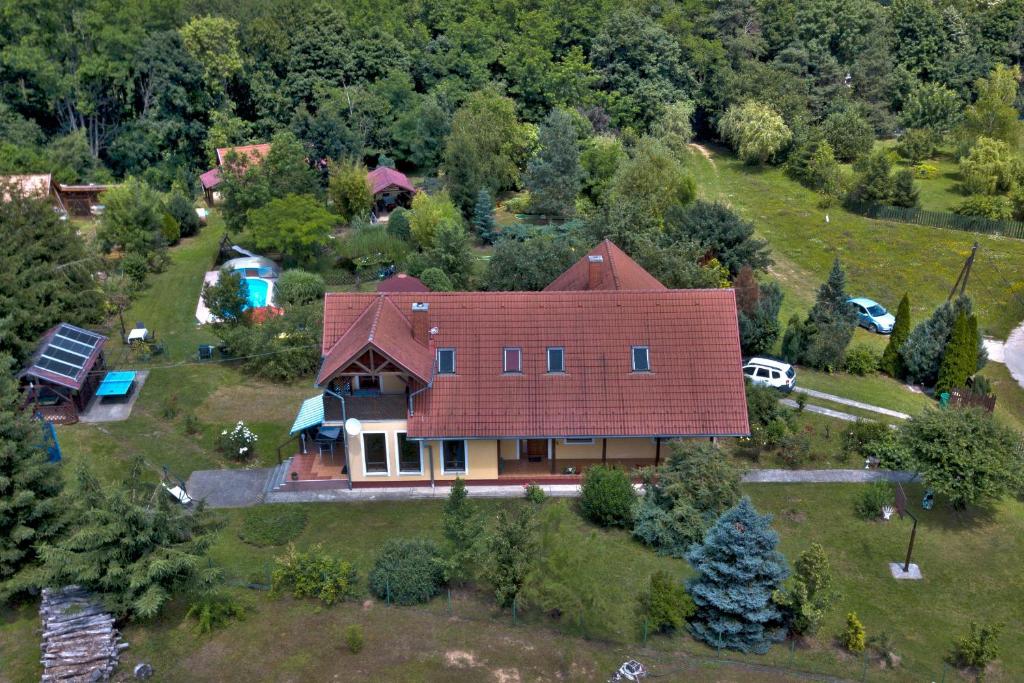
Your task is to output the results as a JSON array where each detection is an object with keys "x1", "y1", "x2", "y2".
[
  {"x1": 421, "y1": 439, "x2": 500, "y2": 481},
  {"x1": 345, "y1": 419, "x2": 418, "y2": 483},
  {"x1": 379, "y1": 374, "x2": 407, "y2": 394}
]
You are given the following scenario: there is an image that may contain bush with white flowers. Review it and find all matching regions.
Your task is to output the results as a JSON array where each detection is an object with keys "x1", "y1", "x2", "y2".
[{"x1": 218, "y1": 421, "x2": 258, "y2": 461}]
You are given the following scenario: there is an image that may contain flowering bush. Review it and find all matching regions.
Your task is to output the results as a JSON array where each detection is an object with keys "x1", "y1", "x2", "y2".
[{"x1": 218, "y1": 421, "x2": 258, "y2": 461}]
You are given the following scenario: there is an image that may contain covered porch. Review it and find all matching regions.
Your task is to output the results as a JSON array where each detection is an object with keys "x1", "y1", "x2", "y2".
[{"x1": 496, "y1": 437, "x2": 665, "y2": 480}]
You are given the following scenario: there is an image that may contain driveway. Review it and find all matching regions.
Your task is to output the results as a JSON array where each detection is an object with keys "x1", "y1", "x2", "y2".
[{"x1": 185, "y1": 468, "x2": 271, "y2": 508}]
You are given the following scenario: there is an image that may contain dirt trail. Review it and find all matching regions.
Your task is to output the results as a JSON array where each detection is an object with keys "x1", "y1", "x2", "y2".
[{"x1": 688, "y1": 142, "x2": 716, "y2": 167}]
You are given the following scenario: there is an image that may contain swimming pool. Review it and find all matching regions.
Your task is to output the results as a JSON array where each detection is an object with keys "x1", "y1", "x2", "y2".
[{"x1": 243, "y1": 277, "x2": 272, "y2": 309}]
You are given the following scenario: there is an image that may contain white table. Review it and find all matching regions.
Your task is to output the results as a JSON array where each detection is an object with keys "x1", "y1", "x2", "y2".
[{"x1": 127, "y1": 328, "x2": 148, "y2": 343}]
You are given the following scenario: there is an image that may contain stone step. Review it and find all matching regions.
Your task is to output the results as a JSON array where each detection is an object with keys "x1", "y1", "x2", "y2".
[{"x1": 256, "y1": 459, "x2": 292, "y2": 503}]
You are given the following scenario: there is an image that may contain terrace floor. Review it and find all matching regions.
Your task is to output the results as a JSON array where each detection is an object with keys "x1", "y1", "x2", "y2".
[{"x1": 499, "y1": 457, "x2": 656, "y2": 478}]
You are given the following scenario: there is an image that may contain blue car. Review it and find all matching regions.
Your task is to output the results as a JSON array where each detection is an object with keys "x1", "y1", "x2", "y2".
[{"x1": 848, "y1": 297, "x2": 896, "y2": 334}]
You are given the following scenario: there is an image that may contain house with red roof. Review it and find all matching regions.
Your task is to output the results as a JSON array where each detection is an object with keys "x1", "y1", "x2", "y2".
[
  {"x1": 377, "y1": 273, "x2": 430, "y2": 293},
  {"x1": 281, "y1": 241, "x2": 749, "y2": 489},
  {"x1": 367, "y1": 166, "x2": 415, "y2": 221},
  {"x1": 200, "y1": 143, "x2": 272, "y2": 205}
]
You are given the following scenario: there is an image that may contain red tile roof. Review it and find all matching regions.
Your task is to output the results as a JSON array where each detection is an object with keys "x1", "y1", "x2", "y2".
[
  {"x1": 320, "y1": 289, "x2": 749, "y2": 439},
  {"x1": 318, "y1": 296, "x2": 432, "y2": 385},
  {"x1": 377, "y1": 273, "x2": 430, "y2": 293},
  {"x1": 367, "y1": 166, "x2": 415, "y2": 195},
  {"x1": 215, "y1": 143, "x2": 272, "y2": 168},
  {"x1": 544, "y1": 239, "x2": 666, "y2": 292}
]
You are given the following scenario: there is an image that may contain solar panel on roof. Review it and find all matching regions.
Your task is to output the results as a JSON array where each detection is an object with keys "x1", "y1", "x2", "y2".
[
  {"x1": 36, "y1": 357, "x2": 80, "y2": 379},
  {"x1": 42, "y1": 347, "x2": 85, "y2": 366},
  {"x1": 58, "y1": 326, "x2": 102, "y2": 346},
  {"x1": 50, "y1": 336, "x2": 93, "y2": 357}
]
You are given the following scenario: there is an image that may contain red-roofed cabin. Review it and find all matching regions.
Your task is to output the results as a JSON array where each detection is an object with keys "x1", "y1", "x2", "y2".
[
  {"x1": 281, "y1": 241, "x2": 749, "y2": 490},
  {"x1": 367, "y1": 167, "x2": 414, "y2": 221},
  {"x1": 19, "y1": 323, "x2": 107, "y2": 425},
  {"x1": 200, "y1": 143, "x2": 272, "y2": 205}
]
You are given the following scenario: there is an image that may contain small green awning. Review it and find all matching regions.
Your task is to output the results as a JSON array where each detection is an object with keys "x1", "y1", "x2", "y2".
[{"x1": 290, "y1": 395, "x2": 324, "y2": 435}]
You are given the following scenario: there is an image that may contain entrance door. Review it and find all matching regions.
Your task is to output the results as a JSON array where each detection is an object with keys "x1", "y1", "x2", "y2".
[{"x1": 521, "y1": 439, "x2": 549, "y2": 462}]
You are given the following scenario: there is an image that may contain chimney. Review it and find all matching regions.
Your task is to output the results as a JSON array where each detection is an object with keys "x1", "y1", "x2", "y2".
[
  {"x1": 587, "y1": 254, "x2": 604, "y2": 290},
  {"x1": 411, "y1": 302, "x2": 429, "y2": 343}
]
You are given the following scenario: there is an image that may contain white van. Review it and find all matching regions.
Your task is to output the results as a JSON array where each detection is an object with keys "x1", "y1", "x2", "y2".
[{"x1": 743, "y1": 357, "x2": 796, "y2": 392}]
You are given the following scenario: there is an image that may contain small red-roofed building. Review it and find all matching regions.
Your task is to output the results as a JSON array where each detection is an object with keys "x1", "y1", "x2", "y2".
[
  {"x1": 377, "y1": 273, "x2": 430, "y2": 293},
  {"x1": 200, "y1": 143, "x2": 272, "y2": 205},
  {"x1": 281, "y1": 240, "x2": 749, "y2": 490},
  {"x1": 367, "y1": 166, "x2": 415, "y2": 220}
]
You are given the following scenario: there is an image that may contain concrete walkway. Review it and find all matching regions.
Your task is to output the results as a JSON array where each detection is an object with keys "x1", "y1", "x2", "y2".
[
  {"x1": 779, "y1": 398, "x2": 863, "y2": 422},
  {"x1": 742, "y1": 469, "x2": 918, "y2": 483},
  {"x1": 792, "y1": 386, "x2": 910, "y2": 420}
]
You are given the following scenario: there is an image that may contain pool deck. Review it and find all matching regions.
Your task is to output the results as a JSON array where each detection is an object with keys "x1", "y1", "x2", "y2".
[{"x1": 195, "y1": 270, "x2": 220, "y2": 324}]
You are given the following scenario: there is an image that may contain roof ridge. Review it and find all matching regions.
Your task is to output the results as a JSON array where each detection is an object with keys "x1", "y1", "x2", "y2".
[
  {"x1": 366, "y1": 296, "x2": 386, "y2": 343},
  {"x1": 602, "y1": 240, "x2": 621, "y2": 289}
]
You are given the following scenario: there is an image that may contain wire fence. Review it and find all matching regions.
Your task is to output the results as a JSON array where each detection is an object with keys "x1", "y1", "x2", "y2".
[
  {"x1": 217, "y1": 567, "x2": 965, "y2": 683},
  {"x1": 847, "y1": 201, "x2": 1024, "y2": 239}
]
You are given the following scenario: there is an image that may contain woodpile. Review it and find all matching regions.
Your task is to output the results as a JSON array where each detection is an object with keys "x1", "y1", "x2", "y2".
[{"x1": 39, "y1": 586, "x2": 128, "y2": 682}]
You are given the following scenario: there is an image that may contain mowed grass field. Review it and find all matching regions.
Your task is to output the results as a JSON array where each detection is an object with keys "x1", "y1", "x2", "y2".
[
  {"x1": 688, "y1": 144, "x2": 1024, "y2": 339},
  {"x1": 3, "y1": 486, "x2": 1022, "y2": 682}
]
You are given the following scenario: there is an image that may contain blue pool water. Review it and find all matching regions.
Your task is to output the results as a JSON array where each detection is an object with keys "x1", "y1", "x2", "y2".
[{"x1": 243, "y1": 278, "x2": 271, "y2": 308}]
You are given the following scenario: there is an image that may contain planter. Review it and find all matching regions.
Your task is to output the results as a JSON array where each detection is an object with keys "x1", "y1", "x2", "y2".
[{"x1": 291, "y1": 471, "x2": 299, "y2": 481}]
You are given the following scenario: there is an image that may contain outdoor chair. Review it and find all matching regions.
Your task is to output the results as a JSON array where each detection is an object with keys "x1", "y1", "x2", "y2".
[
  {"x1": 150, "y1": 343, "x2": 165, "y2": 356},
  {"x1": 197, "y1": 344, "x2": 214, "y2": 360}
]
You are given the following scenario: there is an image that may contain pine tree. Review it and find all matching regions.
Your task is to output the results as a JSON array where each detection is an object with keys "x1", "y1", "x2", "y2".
[
  {"x1": 936, "y1": 311, "x2": 975, "y2": 394},
  {"x1": 777, "y1": 543, "x2": 837, "y2": 636},
  {"x1": 36, "y1": 457, "x2": 220, "y2": 619},
  {"x1": 880, "y1": 293, "x2": 911, "y2": 377},
  {"x1": 890, "y1": 169, "x2": 920, "y2": 207},
  {"x1": 686, "y1": 498, "x2": 789, "y2": 654},
  {"x1": 803, "y1": 259, "x2": 857, "y2": 370},
  {"x1": 0, "y1": 354, "x2": 64, "y2": 598},
  {"x1": 471, "y1": 189, "x2": 495, "y2": 239},
  {"x1": 523, "y1": 109, "x2": 582, "y2": 217},
  {"x1": 441, "y1": 478, "x2": 482, "y2": 583}
]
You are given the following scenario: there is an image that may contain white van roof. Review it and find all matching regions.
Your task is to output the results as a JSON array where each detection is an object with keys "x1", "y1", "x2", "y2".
[{"x1": 744, "y1": 357, "x2": 792, "y2": 372}]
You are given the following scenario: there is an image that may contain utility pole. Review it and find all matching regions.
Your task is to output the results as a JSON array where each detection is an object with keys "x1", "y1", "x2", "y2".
[{"x1": 948, "y1": 242, "x2": 979, "y2": 301}]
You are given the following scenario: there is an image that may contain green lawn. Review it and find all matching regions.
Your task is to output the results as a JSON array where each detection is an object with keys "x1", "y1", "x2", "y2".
[
  {"x1": 4, "y1": 487, "x2": 1022, "y2": 681},
  {"x1": 688, "y1": 145, "x2": 1024, "y2": 339},
  {"x1": 795, "y1": 367, "x2": 934, "y2": 416}
]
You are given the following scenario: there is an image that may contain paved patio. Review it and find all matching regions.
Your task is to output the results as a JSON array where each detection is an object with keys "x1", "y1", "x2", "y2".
[
  {"x1": 186, "y1": 468, "x2": 272, "y2": 507},
  {"x1": 78, "y1": 370, "x2": 149, "y2": 423}
]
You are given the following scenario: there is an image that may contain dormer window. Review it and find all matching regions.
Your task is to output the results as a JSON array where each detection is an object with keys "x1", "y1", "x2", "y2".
[
  {"x1": 503, "y1": 347, "x2": 522, "y2": 373},
  {"x1": 438, "y1": 348, "x2": 456, "y2": 374},
  {"x1": 547, "y1": 347, "x2": 564, "y2": 373},
  {"x1": 632, "y1": 346, "x2": 650, "y2": 372}
]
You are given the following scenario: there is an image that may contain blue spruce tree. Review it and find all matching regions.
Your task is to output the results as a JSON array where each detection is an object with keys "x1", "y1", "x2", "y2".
[{"x1": 686, "y1": 497, "x2": 789, "y2": 654}]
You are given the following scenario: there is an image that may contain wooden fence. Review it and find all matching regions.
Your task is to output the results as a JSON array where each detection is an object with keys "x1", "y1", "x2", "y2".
[{"x1": 847, "y1": 201, "x2": 1024, "y2": 239}]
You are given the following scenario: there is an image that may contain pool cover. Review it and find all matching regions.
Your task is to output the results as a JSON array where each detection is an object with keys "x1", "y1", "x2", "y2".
[{"x1": 96, "y1": 371, "x2": 136, "y2": 397}]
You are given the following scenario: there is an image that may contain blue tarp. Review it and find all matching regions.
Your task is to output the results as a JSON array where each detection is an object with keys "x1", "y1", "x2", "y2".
[
  {"x1": 290, "y1": 395, "x2": 324, "y2": 435},
  {"x1": 96, "y1": 371, "x2": 136, "y2": 397}
]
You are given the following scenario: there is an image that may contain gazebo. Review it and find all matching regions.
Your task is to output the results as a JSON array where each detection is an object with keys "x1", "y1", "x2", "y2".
[
  {"x1": 19, "y1": 323, "x2": 107, "y2": 424},
  {"x1": 367, "y1": 167, "x2": 415, "y2": 220}
]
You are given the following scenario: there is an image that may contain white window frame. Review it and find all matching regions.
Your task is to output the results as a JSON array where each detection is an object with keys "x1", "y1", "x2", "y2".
[
  {"x1": 395, "y1": 432, "x2": 423, "y2": 475},
  {"x1": 503, "y1": 347, "x2": 522, "y2": 374},
  {"x1": 547, "y1": 346, "x2": 565, "y2": 373},
  {"x1": 631, "y1": 346, "x2": 650, "y2": 372},
  {"x1": 441, "y1": 439, "x2": 469, "y2": 475},
  {"x1": 360, "y1": 431, "x2": 391, "y2": 476},
  {"x1": 437, "y1": 348, "x2": 456, "y2": 374},
  {"x1": 562, "y1": 437, "x2": 594, "y2": 446}
]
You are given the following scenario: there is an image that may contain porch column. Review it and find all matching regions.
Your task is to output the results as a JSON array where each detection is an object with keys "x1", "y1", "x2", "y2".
[
  {"x1": 497, "y1": 440, "x2": 502, "y2": 475},
  {"x1": 655, "y1": 437, "x2": 661, "y2": 466},
  {"x1": 601, "y1": 438, "x2": 607, "y2": 464},
  {"x1": 550, "y1": 439, "x2": 557, "y2": 475}
]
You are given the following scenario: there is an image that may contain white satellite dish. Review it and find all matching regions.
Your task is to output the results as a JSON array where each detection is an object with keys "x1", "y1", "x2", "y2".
[{"x1": 344, "y1": 418, "x2": 362, "y2": 436}]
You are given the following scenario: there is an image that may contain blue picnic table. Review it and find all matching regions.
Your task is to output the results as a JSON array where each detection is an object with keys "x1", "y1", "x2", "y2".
[{"x1": 95, "y1": 371, "x2": 137, "y2": 398}]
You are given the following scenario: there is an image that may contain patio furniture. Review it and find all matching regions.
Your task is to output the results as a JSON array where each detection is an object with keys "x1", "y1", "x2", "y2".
[
  {"x1": 198, "y1": 344, "x2": 214, "y2": 360},
  {"x1": 95, "y1": 371, "x2": 137, "y2": 400},
  {"x1": 127, "y1": 327, "x2": 148, "y2": 344}
]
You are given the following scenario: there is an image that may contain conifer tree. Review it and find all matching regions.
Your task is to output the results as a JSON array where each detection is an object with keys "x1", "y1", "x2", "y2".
[
  {"x1": 471, "y1": 189, "x2": 495, "y2": 239},
  {"x1": 441, "y1": 478, "x2": 482, "y2": 582},
  {"x1": 880, "y1": 293, "x2": 911, "y2": 377},
  {"x1": 936, "y1": 312, "x2": 978, "y2": 394},
  {"x1": 523, "y1": 109, "x2": 581, "y2": 217},
  {"x1": 802, "y1": 259, "x2": 857, "y2": 371},
  {"x1": 36, "y1": 457, "x2": 220, "y2": 619},
  {"x1": 686, "y1": 498, "x2": 789, "y2": 653},
  {"x1": 0, "y1": 354, "x2": 64, "y2": 598},
  {"x1": 777, "y1": 543, "x2": 837, "y2": 636}
]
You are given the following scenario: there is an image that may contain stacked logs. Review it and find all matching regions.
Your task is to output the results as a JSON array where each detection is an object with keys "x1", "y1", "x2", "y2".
[{"x1": 39, "y1": 586, "x2": 128, "y2": 682}]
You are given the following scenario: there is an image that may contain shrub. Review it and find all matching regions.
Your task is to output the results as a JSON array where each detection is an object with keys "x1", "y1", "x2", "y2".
[
  {"x1": 418, "y1": 267, "x2": 453, "y2": 292},
  {"x1": 272, "y1": 543, "x2": 359, "y2": 605},
  {"x1": 843, "y1": 612, "x2": 866, "y2": 653},
  {"x1": 386, "y1": 207, "x2": 411, "y2": 241},
  {"x1": 912, "y1": 162, "x2": 938, "y2": 179},
  {"x1": 524, "y1": 483, "x2": 545, "y2": 504},
  {"x1": 821, "y1": 108, "x2": 875, "y2": 162},
  {"x1": 862, "y1": 429, "x2": 914, "y2": 471},
  {"x1": 484, "y1": 506, "x2": 536, "y2": 608},
  {"x1": 895, "y1": 129, "x2": 937, "y2": 163},
  {"x1": 502, "y1": 193, "x2": 531, "y2": 214},
  {"x1": 779, "y1": 432, "x2": 811, "y2": 468},
  {"x1": 238, "y1": 506, "x2": 308, "y2": 547},
  {"x1": 275, "y1": 269, "x2": 326, "y2": 307},
  {"x1": 854, "y1": 481, "x2": 893, "y2": 520},
  {"x1": 578, "y1": 466, "x2": 636, "y2": 527},
  {"x1": 955, "y1": 195, "x2": 1014, "y2": 220},
  {"x1": 161, "y1": 394, "x2": 179, "y2": 419},
  {"x1": 369, "y1": 538, "x2": 445, "y2": 605},
  {"x1": 182, "y1": 412, "x2": 200, "y2": 435},
  {"x1": 121, "y1": 252, "x2": 150, "y2": 288},
  {"x1": 637, "y1": 570, "x2": 694, "y2": 634},
  {"x1": 160, "y1": 212, "x2": 181, "y2": 246},
  {"x1": 777, "y1": 543, "x2": 836, "y2": 637},
  {"x1": 345, "y1": 624, "x2": 365, "y2": 654},
  {"x1": 746, "y1": 381, "x2": 790, "y2": 427},
  {"x1": 186, "y1": 591, "x2": 248, "y2": 634},
  {"x1": 167, "y1": 191, "x2": 201, "y2": 237},
  {"x1": 948, "y1": 622, "x2": 1002, "y2": 678},
  {"x1": 216, "y1": 420, "x2": 258, "y2": 461},
  {"x1": 756, "y1": 418, "x2": 791, "y2": 450},
  {"x1": 843, "y1": 345, "x2": 879, "y2": 375},
  {"x1": 842, "y1": 420, "x2": 891, "y2": 461}
]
